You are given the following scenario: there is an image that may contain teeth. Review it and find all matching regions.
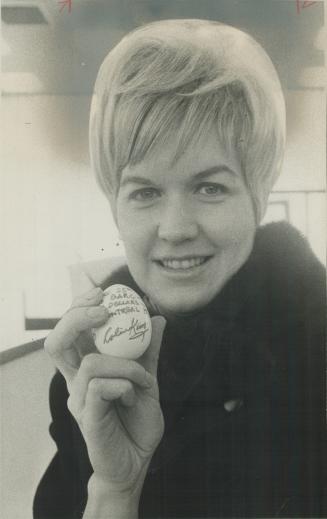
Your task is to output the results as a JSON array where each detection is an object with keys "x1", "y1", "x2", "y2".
[{"x1": 161, "y1": 257, "x2": 207, "y2": 270}]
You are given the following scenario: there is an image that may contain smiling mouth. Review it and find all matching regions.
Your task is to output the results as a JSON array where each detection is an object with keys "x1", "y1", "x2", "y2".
[{"x1": 156, "y1": 256, "x2": 211, "y2": 271}]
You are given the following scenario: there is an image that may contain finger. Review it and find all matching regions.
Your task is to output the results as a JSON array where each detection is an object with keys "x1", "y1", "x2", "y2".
[
  {"x1": 70, "y1": 353, "x2": 151, "y2": 414},
  {"x1": 75, "y1": 330, "x2": 98, "y2": 360},
  {"x1": 84, "y1": 378, "x2": 135, "y2": 424},
  {"x1": 53, "y1": 286, "x2": 104, "y2": 369},
  {"x1": 44, "y1": 305, "x2": 109, "y2": 383},
  {"x1": 140, "y1": 316, "x2": 166, "y2": 377},
  {"x1": 70, "y1": 286, "x2": 103, "y2": 310}
]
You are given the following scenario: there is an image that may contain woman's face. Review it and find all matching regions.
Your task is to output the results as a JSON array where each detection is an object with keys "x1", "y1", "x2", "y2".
[{"x1": 114, "y1": 129, "x2": 256, "y2": 316}]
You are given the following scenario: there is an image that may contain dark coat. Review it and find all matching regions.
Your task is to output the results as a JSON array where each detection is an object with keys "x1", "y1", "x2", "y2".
[{"x1": 33, "y1": 222, "x2": 326, "y2": 518}]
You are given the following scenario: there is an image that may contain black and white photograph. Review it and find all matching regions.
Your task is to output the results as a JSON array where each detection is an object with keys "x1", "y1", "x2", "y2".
[{"x1": 1, "y1": 1, "x2": 326, "y2": 518}]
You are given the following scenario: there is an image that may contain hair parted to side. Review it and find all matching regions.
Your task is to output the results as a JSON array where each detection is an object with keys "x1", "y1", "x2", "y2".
[{"x1": 89, "y1": 19, "x2": 286, "y2": 223}]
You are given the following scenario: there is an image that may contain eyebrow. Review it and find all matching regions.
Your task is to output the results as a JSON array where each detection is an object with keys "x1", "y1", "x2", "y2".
[
  {"x1": 120, "y1": 165, "x2": 237, "y2": 188},
  {"x1": 120, "y1": 175, "x2": 155, "y2": 188},
  {"x1": 192, "y1": 165, "x2": 237, "y2": 181}
]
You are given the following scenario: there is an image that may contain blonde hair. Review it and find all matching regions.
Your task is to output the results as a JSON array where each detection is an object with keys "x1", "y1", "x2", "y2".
[{"x1": 89, "y1": 19, "x2": 286, "y2": 222}]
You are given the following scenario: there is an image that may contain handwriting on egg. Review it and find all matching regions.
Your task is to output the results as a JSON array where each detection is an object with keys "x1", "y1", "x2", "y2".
[
  {"x1": 104, "y1": 318, "x2": 149, "y2": 344},
  {"x1": 103, "y1": 288, "x2": 148, "y2": 316}
]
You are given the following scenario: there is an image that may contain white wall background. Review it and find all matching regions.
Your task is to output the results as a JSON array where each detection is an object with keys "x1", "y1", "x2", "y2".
[{"x1": 0, "y1": 350, "x2": 55, "y2": 519}]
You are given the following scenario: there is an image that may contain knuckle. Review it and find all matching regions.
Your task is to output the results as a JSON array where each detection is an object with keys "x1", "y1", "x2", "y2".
[
  {"x1": 131, "y1": 362, "x2": 146, "y2": 383},
  {"x1": 71, "y1": 293, "x2": 83, "y2": 305},
  {"x1": 80, "y1": 353, "x2": 99, "y2": 374},
  {"x1": 127, "y1": 359, "x2": 140, "y2": 377},
  {"x1": 70, "y1": 295, "x2": 86, "y2": 309},
  {"x1": 123, "y1": 379, "x2": 134, "y2": 393},
  {"x1": 62, "y1": 307, "x2": 80, "y2": 326},
  {"x1": 71, "y1": 287, "x2": 103, "y2": 308},
  {"x1": 88, "y1": 378, "x2": 102, "y2": 395},
  {"x1": 63, "y1": 306, "x2": 86, "y2": 328}
]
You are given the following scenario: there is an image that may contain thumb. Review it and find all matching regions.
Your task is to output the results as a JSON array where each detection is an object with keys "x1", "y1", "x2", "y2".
[{"x1": 140, "y1": 316, "x2": 166, "y2": 376}]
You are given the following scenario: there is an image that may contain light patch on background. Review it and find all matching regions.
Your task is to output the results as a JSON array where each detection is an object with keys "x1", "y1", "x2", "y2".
[{"x1": 2, "y1": 72, "x2": 43, "y2": 93}]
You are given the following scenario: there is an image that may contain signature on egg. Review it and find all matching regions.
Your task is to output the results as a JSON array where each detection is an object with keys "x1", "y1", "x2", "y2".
[{"x1": 104, "y1": 317, "x2": 149, "y2": 344}]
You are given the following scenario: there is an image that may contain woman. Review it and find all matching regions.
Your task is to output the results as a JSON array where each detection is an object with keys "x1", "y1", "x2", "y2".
[{"x1": 34, "y1": 19, "x2": 326, "y2": 518}]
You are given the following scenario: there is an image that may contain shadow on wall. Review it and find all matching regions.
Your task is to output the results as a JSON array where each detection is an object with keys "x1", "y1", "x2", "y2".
[{"x1": 1, "y1": 345, "x2": 56, "y2": 519}]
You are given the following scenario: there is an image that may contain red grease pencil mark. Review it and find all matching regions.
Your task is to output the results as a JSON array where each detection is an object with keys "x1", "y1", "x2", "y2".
[
  {"x1": 59, "y1": 0, "x2": 72, "y2": 13},
  {"x1": 296, "y1": 1, "x2": 318, "y2": 14}
]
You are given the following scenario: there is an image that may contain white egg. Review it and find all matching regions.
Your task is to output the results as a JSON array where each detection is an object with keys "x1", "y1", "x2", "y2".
[{"x1": 93, "y1": 284, "x2": 152, "y2": 359}]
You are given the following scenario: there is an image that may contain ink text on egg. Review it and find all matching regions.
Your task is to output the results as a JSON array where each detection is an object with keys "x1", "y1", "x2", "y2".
[{"x1": 104, "y1": 318, "x2": 149, "y2": 344}]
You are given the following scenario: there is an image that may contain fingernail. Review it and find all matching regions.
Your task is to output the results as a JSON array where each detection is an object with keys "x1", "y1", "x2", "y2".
[{"x1": 86, "y1": 306, "x2": 108, "y2": 319}]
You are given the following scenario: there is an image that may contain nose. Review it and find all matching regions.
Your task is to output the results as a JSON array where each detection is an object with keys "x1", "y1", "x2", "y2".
[{"x1": 158, "y1": 197, "x2": 198, "y2": 243}]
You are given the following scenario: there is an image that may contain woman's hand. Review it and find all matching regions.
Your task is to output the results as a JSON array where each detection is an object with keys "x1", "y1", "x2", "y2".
[{"x1": 44, "y1": 287, "x2": 166, "y2": 504}]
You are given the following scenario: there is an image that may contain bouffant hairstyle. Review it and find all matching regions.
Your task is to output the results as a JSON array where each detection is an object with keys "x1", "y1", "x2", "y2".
[{"x1": 89, "y1": 19, "x2": 286, "y2": 222}]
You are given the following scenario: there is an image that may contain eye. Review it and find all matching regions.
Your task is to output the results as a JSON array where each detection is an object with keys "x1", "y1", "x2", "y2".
[
  {"x1": 129, "y1": 187, "x2": 161, "y2": 202},
  {"x1": 195, "y1": 183, "x2": 228, "y2": 197}
]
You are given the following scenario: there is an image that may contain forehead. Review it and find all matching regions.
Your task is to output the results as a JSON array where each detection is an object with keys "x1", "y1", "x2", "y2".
[{"x1": 121, "y1": 127, "x2": 241, "y2": 183}]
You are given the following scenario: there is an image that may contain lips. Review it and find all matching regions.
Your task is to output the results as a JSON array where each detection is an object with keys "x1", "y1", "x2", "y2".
[{"x1": 156, "y1": 256, "x2": 211, "y2": 271}]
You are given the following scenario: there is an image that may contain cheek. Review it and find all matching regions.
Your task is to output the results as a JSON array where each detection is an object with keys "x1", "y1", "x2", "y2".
[
  {"x1": 117, "y1": 207, "x2": 153, "y2": 258},
  {"x1": 209, "y1": 201, "x2": 254, "y2": 235},
  {"x1": 206, "y1": 198, "x2": 255, "y2": 253},
  {"x1": 229, "y1": 206, "x2": 256, "y2": 256}
]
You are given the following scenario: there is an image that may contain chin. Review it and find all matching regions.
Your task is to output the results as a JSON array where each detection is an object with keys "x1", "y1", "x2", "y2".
[{"x1": 155, "y1": 292, "x2": 213, "y2": 317}]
